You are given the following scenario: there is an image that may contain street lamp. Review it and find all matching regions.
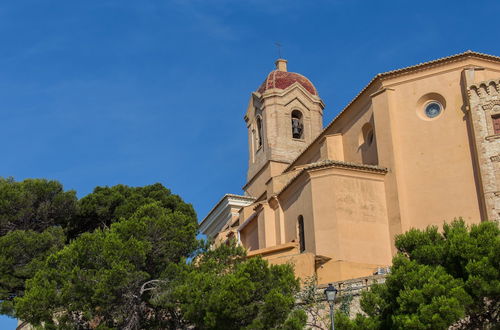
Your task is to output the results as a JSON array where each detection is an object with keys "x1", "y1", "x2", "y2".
[{"x1": 324, "y1": 283, "x2": 338, "y2": 330}]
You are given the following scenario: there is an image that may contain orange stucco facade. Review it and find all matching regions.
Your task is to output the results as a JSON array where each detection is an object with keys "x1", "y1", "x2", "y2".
[{"x1": 200, "y1": 52, "x2": 500, "y2": 284}]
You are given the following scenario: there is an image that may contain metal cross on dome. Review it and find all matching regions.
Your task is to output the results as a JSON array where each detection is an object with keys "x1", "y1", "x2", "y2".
[{"x1": 275, "y1": 42, "x2": 283, "y2": 59}]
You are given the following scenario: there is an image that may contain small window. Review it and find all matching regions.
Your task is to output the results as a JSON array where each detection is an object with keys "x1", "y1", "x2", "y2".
[
  {"x1": 298, "y1": 215, "x2": 305, "y2": 253},
  {"x1": 424, "y1": 101, "x2": 442, "y2": 118},
  {"x1": 361, "y1": 123, "x2": 375, "y2": 146},
  {"x1": 291, "y1": 110, "x2": 304, "y2": 139},
  {"x1": 256, "y1": 116, "x2": 263, "y2": 148},
  {"x1": 493, "y1": 115, "x2": 500, "y2": 135}
]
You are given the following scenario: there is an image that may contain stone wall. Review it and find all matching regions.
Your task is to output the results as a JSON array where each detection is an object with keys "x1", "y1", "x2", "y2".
[
  {"x1": 297, "y1": 274, "x2": 388, "y2": 328},
  {"x1": 466, "y1": 74, "x2": 500, "y2": 222}
]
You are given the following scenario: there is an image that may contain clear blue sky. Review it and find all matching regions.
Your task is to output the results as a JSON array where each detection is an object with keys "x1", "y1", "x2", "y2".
[{"x1": 1, "y1": 0, "x2": 499, "y2": 328}]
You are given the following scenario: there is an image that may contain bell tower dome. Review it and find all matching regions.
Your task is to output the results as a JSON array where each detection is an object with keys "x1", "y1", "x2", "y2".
[{"x1": 243, "y1": 59, "x2": 325, "y2": 198}]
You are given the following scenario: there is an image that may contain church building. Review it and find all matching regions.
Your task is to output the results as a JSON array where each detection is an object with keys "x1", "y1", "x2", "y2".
[{"x1": 200, "y1": 51, "x2": 500, "y2": 284}]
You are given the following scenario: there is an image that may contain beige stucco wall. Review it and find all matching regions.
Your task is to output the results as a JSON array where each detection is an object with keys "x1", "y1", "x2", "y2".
[
  {"x1": 310, "y1": 167, "x2": 391, "y2": 282},
  {"x1": 379, "y1": 63, "x2": 487, "y2": 232},
  {"x1": 267, "y1": 252, "x2": 316, "y2": 280},
  {"x1": 320, "y1": 133, "x2": 345, "y2": 161},
  {"x1": 244, "y1": 161, "x2": 289, "y2": 198},
  {"x1": 269, "y1": 165, "x2": 391, "y2": 283},
  {"x1": 279, "y1": 176, "x2": 317, "y2": 252},
  {"x1": 240, "y1": 217, "x2": 259, "y2": 251},
  {"x1": 248, "y1": 243, "x2": 317, "y2": 280},
  {"x1": 338, "y1": 105, "x2": 378, "y2": 165}
]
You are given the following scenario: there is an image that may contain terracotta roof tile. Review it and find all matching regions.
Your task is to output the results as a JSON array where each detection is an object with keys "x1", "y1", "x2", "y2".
[{"x1": 258, "y1": 70, "x2": 317, "y2": 95}]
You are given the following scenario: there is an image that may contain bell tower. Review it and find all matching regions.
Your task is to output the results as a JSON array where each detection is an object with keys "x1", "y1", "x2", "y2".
[{"x1": 243, "y1": 59, "x2": 325, "y2": 198}]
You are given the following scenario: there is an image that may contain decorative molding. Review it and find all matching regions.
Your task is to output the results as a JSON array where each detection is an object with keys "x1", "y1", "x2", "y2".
[
  {"x1": 468, "y1": 79, "x2": 500, "y2": 99},
  {"x1": 482, "y1": 100, "x2": 500, "y2": 111},
  {"x1": 491, "y1": 154, "x2": 500, "y2": 162},
  {"x1": 485, "y1": 134, "x2": 500, "y2": 141}
]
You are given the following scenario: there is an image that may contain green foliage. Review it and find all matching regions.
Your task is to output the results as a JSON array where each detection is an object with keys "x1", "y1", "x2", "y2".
[
  {"x1": 15, "y1": 202, "x2": 199, "y2": 329},
  {"x1": 0, "y1": 227, "x2": 66, "y2": 316},
  {"x1": 279, "y1": 309, "x2": 307, "y2": 330},
  {"x1": 359, "y1": 256, "x2": 471, "y2": 329},
  {"x1": 0, "y1": 177, "x2": 77, "y2": 236},
  {"x1": 67, "y1": 183, "x2": 196, "y2": 239},
  {"x1": 396, "y1": 219, "x2": 500, "y2": 327},
  {"x1": 153, "y1": 242, "x2": 305, "y2": 330},
  {"x1": 0, "y1": 180, "x2": 272, "y2": 328},
  {"x1": 344, "y1": 219, "x2": 499, "y2": 329}
]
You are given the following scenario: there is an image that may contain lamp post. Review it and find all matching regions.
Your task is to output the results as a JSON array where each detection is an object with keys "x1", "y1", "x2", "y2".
[{"x1": 324, "y1": 283, "x2": 338, "y2": 330}]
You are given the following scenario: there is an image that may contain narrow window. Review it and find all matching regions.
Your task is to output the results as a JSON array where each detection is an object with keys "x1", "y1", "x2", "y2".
[
  {"x1": 361, "y1": 123, "x2": 375, "y2": 146},
  {"x1": 256, "y1": 116, "x2": 263, "y2": 148},
  {"x1": 493, "y1": 115, "x2": 500, "y2": 135},
  {"x1": 298, "y1": 215, "x2": 305, "y2": 253},
  {"x1": 291, "y1": 110, "x2": 303, "y2": 139}
]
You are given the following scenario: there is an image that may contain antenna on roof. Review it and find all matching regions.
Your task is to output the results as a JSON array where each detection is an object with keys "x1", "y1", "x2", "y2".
[{"x1": 274, "y1": 42, "x2": 283, "y2": 59}]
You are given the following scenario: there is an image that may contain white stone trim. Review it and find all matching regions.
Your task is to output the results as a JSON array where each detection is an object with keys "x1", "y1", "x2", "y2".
[{"x1": 199, "y1": 194, "x2": 255, "y2": 239}]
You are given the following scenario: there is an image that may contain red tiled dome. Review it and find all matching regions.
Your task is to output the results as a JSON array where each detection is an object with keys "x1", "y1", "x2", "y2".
[{"x1": 257, "y1": 70, "x2": 317, "y2": 95}]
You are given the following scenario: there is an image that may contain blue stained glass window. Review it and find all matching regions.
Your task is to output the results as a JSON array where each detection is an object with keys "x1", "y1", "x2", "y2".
[{"x1": 425, "y1": 102, "x2": 442, "y2": 118}]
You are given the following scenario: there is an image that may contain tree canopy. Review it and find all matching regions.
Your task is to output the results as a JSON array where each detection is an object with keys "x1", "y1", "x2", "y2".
[
  {"x1": 15, "y1": 203, "x2": 199, "y2": 329},
  {"x1": 0, "y1": 179, "x2": 201, "y2": 328},
  {"x1": 0, "y1": 178, "x2": 77, "y2": 236},
  {"x1": 14, "y1": 214, "x2": 304, "y2": 329},
  {"x1": 68, "y1": 183, "x2": 197, "y2": 239},
  {"x1": 153, "y1": 242, "x2": 306, "y2": 330},
  {"x1": 0, "y1": 227, "x2": 66, "y2": 316},
  {"x1": 0, "y1": 178, "x2": 304, "y2": 329}
]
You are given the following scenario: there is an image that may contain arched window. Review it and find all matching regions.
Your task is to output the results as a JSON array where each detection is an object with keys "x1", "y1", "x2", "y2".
[
  {"x1": 256, "y1": 116, "x2": 263, "y2": 149},
  {"x1": 361, "y1": 123, "x2": 375, "y2": 146},
  {"x1": 291, "y1": 110, "x2": 304, "y2": 139},
  {"x1": 298, "y1": 215, "x2": 305, "y2": 253},
  {"x1": 359, "y1": 122, "x2": 378, "y2": 165}
]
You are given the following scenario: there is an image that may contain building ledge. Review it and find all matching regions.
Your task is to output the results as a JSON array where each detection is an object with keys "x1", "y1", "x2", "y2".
[{"x1": 247, "y1": 241, "x2": 299, "y2": 258}]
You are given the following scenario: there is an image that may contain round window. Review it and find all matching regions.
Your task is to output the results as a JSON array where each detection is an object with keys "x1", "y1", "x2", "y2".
[{"x1": 424, "y1": 102, "x2": 442, "y2": 118}]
